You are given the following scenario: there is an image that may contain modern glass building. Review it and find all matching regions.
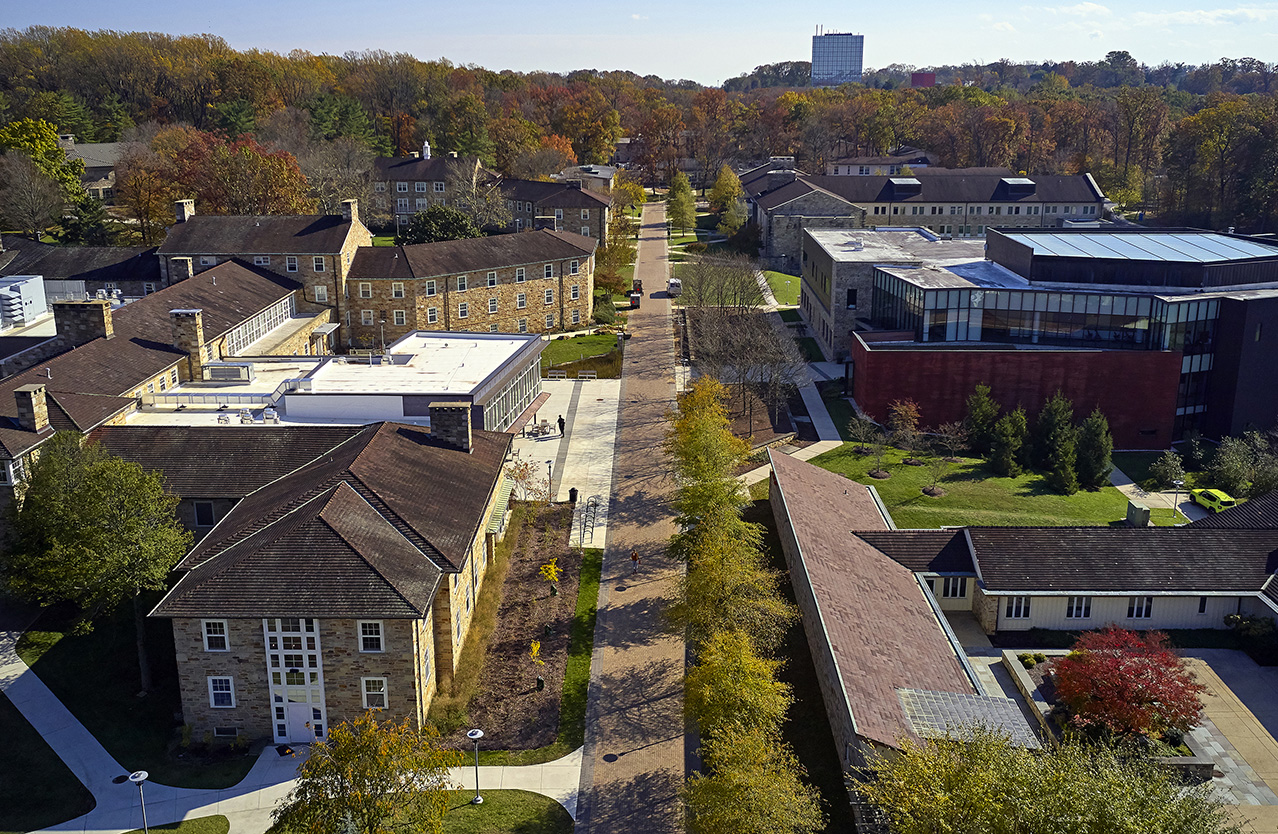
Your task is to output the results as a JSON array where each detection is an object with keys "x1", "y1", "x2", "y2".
[{"x1": 811, "y1": 33, "x2": 864, "y2": 86}]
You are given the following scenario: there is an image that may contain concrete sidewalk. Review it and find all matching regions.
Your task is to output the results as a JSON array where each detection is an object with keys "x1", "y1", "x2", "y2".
[{"x1": 1109, "y1": 464, "x2": 1209, "y2": 522}]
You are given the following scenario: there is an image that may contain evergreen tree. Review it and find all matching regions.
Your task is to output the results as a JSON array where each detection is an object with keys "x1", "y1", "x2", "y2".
[
  {"x1": 667, "y1": 171, "x2": 696, "y2": 235},
  {"x1": 58, "y1": 197, "x2": 111, "y2": 245},
  {"x1": 989, "y1": 406, "x2": 1028, "y2": 477},
  {"x1": 1033, "y1": 390, "x2": 1075, "y2": 471},
  {"x1": 1150, "y1": 449, "x2": 1186, "y2": 489},
  {"x1": 394, "y1": 205, "x2": 482, "y2": 245},
  {"x1": 1075, "y1": 408, "x2": 1115, "y2": 490},
  {"x1": 963, "y1": 383, "x2": 1001, "y2": 454}
]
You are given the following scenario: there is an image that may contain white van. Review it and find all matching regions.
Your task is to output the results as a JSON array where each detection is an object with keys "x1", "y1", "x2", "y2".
[{"x1": 667, "y1": 277, "x2": 682, "y2": 297}]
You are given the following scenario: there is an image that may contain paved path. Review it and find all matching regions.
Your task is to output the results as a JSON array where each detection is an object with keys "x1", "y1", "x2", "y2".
[
  {"x1": 753, "y1": 270, "x2": 779, "y2": 309},
  {"x1": 576, "y1": 201, "x2": 686, "y2": 834},
  {"x1": 1109, "y1": 464, "x2": 1209, "y2": 522}
]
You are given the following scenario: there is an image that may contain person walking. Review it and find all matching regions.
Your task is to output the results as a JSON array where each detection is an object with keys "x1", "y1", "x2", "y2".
[
  {"x1": 557, "y1": 415, "x2": 566, "y2": 436},
  {"x1": 630, "y1": 548, "x2": 640, "y2": 574}
]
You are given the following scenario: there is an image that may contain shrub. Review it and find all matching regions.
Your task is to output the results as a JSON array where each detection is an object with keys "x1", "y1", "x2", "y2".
[
  {"x1": 685, "y1": 241, "x2": 708, "y2": 253},
  {"x1": 1018, "y1": 652, "x2": 1038, "y2": 668},
  {"x1": 1033, "y1": 652, "x2": 1047, "y2": 664},
  {"x1": 593, "y1": 292, "x2": 617, "y2": 325}
]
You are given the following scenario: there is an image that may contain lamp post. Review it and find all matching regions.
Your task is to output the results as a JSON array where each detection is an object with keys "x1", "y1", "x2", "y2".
[
  {"x1": 466, "y1": 729, "x2": 484, "y2": 805},
  {"x1": 128, "y1": 771, "x2": 149, "y2": 834},
  {"x1": 546, "y1": 460, "x2": 554, "y2": 501},
  {"x1": 1172, "y1": 478, "x2": 1185, "y2": 521}
]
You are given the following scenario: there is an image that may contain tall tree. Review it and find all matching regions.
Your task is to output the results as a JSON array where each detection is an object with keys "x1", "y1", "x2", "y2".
[
  {"x1": 4, "y1": 433, "x2": 191, "y2": 693},
  {"x1": 708, "y1": 166, "x2": 744, "y2": 215},
  {"x1": 446, "y1": 160, "x2": 510, "y2": 230},
  {"x1": 1032, "y1": 390, "x2": 1076, "y2": 470},
  {"x1": 963, "y1": 383, "x2": 1000, "y2": 455},
  {"x1": 0, "y1": 117, "x2": 86, "y2": 202},
  {"x1": 685, "y1": 629, "x2": 792, "y2": 736},
  {"x1": 0, "y1": 153, "x2": 65, "y2": 239},
  {"x1": 989, "y1": 406, "x2": 1028, "y2": 477},
  {"x1": 667, "y1": 171, "x2": 696, "y2": 236},
  {"x1": 272, "y1": 712, "x2": 460, "y2": 834},
  {"x1": 1075, "y1": 408, "x2": 1114, "y2": 490},
  {"x1": 394, "y1": 205, "x2": 481, "y2": 245}
]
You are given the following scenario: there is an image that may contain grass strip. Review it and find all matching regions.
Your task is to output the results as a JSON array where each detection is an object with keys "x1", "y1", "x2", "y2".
[
  {"x1": 442, "y1": 790, "x2": 572, "y2": 834},
  {"x1": 125, "y1": 817, "x2": 229, "y2": 834}
]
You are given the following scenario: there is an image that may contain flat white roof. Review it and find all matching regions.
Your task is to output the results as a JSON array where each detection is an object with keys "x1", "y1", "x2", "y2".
[
  {"x1": 308, "y1": 331, "x2": 540, "y2": 395},
  {"x1": 806, "y1": 228, "x2": 987, "y2": 264}
]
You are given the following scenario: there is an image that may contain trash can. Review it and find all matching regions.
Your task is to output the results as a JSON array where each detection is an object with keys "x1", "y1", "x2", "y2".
[{"x1": 568, "y1": 487, "x2": 579, "y2": 503}]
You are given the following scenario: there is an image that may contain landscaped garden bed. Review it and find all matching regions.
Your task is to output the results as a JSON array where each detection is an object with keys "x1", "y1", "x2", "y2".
[{"x1": 432, "y1": 502, "x2": 600, "y2": 764}]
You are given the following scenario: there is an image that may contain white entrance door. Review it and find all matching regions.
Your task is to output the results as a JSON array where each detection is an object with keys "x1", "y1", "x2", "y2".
[
  {"x1": 263, "y1": 618, "x2": 327, "y2": 744},
  {"x1": 286, "y1": 702, "x2": 315, "y2": 743}
]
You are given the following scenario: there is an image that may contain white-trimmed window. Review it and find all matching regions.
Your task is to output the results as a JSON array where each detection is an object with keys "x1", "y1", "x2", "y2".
[
  {"x1": 543, "y1": 264, "x2": 553, "y2": 279},
  {"x1": 1005, "y1": 596, "x2": 1031, "y2": 619},
  {"x1": 581, "y1": 209, "x2": 589, "y2": 219},
  {"x1": 143, "y1": 282, "x2": 156, "y2": 295},
  {"x1": 362, "y1": 677, "x2": 387, "y2": 709},
  {"x1": 570, "y1": 284, "x2": 580, "y2": 300},
  {"x1": 434, "y1": 181, "x2": 445, "y2": 193},
  {"x1": 457, "y1": 275, "x2": 468, "y2": 292},
  {"x1": 315, "y1": 285, "x2": 328, "y2": 303},
  {"x1": 361, "y1": 310, "x2": 374, "y2": 326},
  {"x1": 570, "y1": 259, "x2": 579, "y2": 275},
  {"x1": 415, "y1": 181, "x2": 427, "y2": 192},
  {"x1": 359, "y1": 283, "x2": 372, "y2": 299},
  {"x1": 424, "y1": 280, "x2": 437, "y2": 297},
  {"x1": 515, "y1": 268, "x2": 525, "y2": 283},
  {"x1": 375, "y1": 182, "x2": 386, "y2": 192},
  {"x1": 286, "y1": 256, "x2": 298, "y2": 272},
  {"x1": 555, "y1": 208, "x2": 563, "y2": 220},
  {"x1": 1066, "y1": 596, "x2": 1092, "y2": 619},
  {"x1": 254, "y1": 255, "x2": 270, "y2": 266},
  {"x1": 1128, "y1": 596, "x2": 1153, "y2": 619},
  {"x1": 397, "y1": 182, "x2": 408, "y2": 192},
  {"x1": 427, "y1": 307, "x2": 438, "y2": 324},
  {"x1": 393, "y1": 310, "x2": 406, "y2": 326},
  {"x1": 200, "y1": 256, "x2": 215, "y2": 266},
  {"x1": 518, "y1": 318, "x2": 527, "y2": 333},
  {"x1": 203, "y1": 620, "x2": 228, "y2": 651},
  {"x1": 545, "y1": 314, "x2": 555, "y2": 329},
  {"x1": 313, "y1": 257, "x2": 326, "y2": 272},
  {"x1": 516, "y1": 292, "x2": 526, "y2": 309},
  {"x1": 942, "y1": 576, "x2": 967, "y2": 598},
  {"x1": 544, "y1": 289, "x2": 554, "y2": 305},
  {"x1": 391, "y1": 282, "x2": 405, "y2": 299},
  {"x1": 571, "y1": 309, "x2": 581, "y2": 325},
  {"x1": 208, "y1": 676, "x2": 235, "y2": 708},
  {"x1": 397, "y1": 198, "x2": 409, "y2": 212},
  {"x1": 416, "y1": 197, "x2": 428, "y2": 210},
  {"x1": 358, "y1": 621, "x2": 383, "y2": 652},
  {"x1": 581, "y1": 226, "x2": 590, "y2": 237},
  {"x1": 488, "y1": 297, "x2": 498, "y2": 314},
  {"x1": 487, "y1": 271, "x2": 497, "y2": 287},
  {"x1": 489, "y1": 324, "x2": 499, "y2": 332},
  {"x1": 458, "y1": 302, "x2": 469, "y2": 319}
]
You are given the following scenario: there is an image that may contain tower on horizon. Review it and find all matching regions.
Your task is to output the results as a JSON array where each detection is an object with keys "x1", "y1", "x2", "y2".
[{"x1": 811, "y1": 28, "x2": 864, "y2": 86}]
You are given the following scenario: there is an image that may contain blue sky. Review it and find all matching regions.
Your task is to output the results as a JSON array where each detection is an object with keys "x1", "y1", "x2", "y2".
[{"x1": 9, "y1": 0, "x2": 1278, "y2": 85}]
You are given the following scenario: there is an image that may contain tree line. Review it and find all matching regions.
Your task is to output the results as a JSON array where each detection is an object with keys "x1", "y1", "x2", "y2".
[{"x1": 2, "y1": 29, "x2": 1277, "y2": 230}]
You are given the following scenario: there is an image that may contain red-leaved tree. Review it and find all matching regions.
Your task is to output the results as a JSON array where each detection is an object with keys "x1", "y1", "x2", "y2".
[{"x1": 1052, "y1": 626, "x2": 1205, "y2": 738}]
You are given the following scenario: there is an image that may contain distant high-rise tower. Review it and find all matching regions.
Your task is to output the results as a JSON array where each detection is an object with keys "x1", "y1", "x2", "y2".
[{"x1": 810, "y1": 29, "x2": 864, "y2": 86}]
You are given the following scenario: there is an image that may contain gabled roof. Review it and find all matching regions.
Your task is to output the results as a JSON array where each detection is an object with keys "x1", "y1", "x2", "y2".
[
  {"x1": 348, "y1": 230, "x2": 596, "y2": 281},
  {"x1": 1189, "y1": 492, "x2": 1278, "y2": 530},
  {"x1": 805, "y1": 173, "x2": 1105, "y2": 205},
  {"x1": 178, "y1": 422, "x2": 510, "y2": 574},
  {"x1": 500, "y1": 179, "x2": 610, "y2": 208},
  {"x1": 1, "y1": 236, "x2": 160, "y2": 286},
  {"x1": 967, "y1": 527, "x2": 1278, "y2": 592},
  {"x1": 857, "y1": 530, "x2": 974, "y2": 573},
  {"x1": 152, "y1": 482, "x2": 443, "y2": 619},
  {"x1": 159, "y1": 215, "x2": 355, "y2": 256},
  {"x1": 91, "y1": 425, "x2": 368, "y2": 497},
  {"x1": 0, "y1": 260, "x2": 300, "y2": 458},
  {"x1": 373, "y1": 155, "x2": 483, "y2": 181}
]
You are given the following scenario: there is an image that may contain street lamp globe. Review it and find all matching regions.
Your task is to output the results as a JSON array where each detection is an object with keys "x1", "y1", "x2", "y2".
[{"x1": 467, "y1": 729, "x2": 485, "y2": 805}]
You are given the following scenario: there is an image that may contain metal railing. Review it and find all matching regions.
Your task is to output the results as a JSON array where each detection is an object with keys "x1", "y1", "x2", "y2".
[{"x1": 142, "y1": 377, "x2": 300, "y2": 409}]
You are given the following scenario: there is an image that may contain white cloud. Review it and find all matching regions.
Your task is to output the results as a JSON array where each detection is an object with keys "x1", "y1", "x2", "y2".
[
  {"x1": 1057, "y1": 2, "x2": 1113, "y2": 16},
  {"x1": 993, "y1": 21, "x2": 1017, "y2": 31},
  {"x1": 631, "y1": 13, "x2": 647, "y2": 20},
  {"x1": 1129, "y1": 6, "x2": 1278, "y2": 26}
]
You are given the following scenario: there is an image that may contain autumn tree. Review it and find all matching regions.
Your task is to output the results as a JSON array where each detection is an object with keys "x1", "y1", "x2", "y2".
[
  {"x1": 446, "y1": 160, "x2": 510, "y2": 230},
  {"x1": 0, "y1": 154, "x2": 65, "y2": 239},
  {"x1": 708, "y1": 166, "x2": 744, "y2": 214},
  {"x1": 685, "y1": 629, "x2": 792, "y2": 735},
  {"x1": 1053, "y1": 626, "x2": 1205, "y2": 739},
  {"x1": 114, "y1": 143, "x2": 181, "y2": 245},
  {"x1": 272, "y1": 712, "x2": 460, "y2": 834},
  {"x1": 3, "y1": 432, "x2": 192, "y2": 693},
  {"x1": 1075, "y1": 407, "x2": 1114, "y2": 490},
  {"x1": 963, "y1": 383, "x2": 1000, "y2": 454},
  {"x1": 667, "y1": 170, "x2": 696, "y2": 236},
  {"x1": 395, "y1": 205, "x2": 482, "y2": 245},
  {"x1": 888, "y1": 399, "x2": 922, "y2": 458},
  {"x1": 861, "y1": 727, "x2": 1238, "y2": 834},
  {"x1": 611, "y1": 170, "x2": 646, "y2": 212},
  {"x1": 0, "y1": 117, "x2": 86, "y2": 203}
]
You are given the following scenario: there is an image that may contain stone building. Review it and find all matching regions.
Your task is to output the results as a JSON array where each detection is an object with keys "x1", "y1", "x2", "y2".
[
  {"x1": 346, "y1": 230, "x2": 597, "y2": 345},
  {"x1": 372, "y1": 147, "x2": 489, "y2": 229},
  {"x1": 500, "y1": 180, "x2": 611, "y2": 245},
  {"x1": 0, "y1": 235, "x2": 161, "y2": 300},
  {"x1": 145, "y1": 416, "x2": 511, "y2": 743}
]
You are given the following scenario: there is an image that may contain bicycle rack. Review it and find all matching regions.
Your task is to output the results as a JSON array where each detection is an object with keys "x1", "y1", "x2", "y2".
[{"x1": 579, "y1": 496, "x2": 600, "y2": 544}]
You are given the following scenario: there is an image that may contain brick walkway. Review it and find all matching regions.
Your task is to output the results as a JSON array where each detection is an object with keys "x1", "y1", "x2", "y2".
[{"x1": 576, "y1": 202, "x2": 686, "y2": 833}]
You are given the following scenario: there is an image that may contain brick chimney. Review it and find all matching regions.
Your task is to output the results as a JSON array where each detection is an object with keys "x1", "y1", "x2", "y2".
[
  {"x1": 14, "y1": 384, "x2": 49, "y2": 433},
  {"x1": 169, "y1": 256, "x2": 193, "y2": 283},
  {"x1": 175, "y1": 199, "x2": 196, "y2": 223},
  {"x1": 766, "y1": 170, "x2": 797, "y2": 192},
  {"x1": 341, "y1": 199, "x2": 359, "y2": 225},
  {"x1": 53, "y1": 300, "x2": 113, "y2": 348},
  {"x1": 170, "y1": 309, "x2": 207, "y2": 380},
  {"x1": 429, "y1": 402, "x2": 472, "y2": 453}
]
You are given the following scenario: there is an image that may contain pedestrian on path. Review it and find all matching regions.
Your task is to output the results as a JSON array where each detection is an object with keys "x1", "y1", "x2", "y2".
[
  {"x1": 558, "y1": 414, "x2": 566, "y2": 436},
  {"x1": 630, "y1": 548, "x2": 640, "y2": 573}
]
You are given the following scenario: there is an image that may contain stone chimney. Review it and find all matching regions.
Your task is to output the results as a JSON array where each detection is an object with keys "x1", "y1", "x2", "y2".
[
  {"x1": 14, "y1": 384, "x2": 49, "y2": 433},
  {"x1": 341, "y1": 199, "x2": 359, "y2": 225},
  {"x1": 175, "y1": 199, "x2": 196, "y2": 223},
  {"x1": 170, "y1": 309, "x2": 207, "y2": 381},
  {"x1": 766, "y1": 170, "x2": 797, "y2": 192},
  {"x1": 169, "y1": 256, "x2": 194, "y2": 283},
  {"x1": 448, "y1": 151, "x2": 458, "y2": 158},
  {"x1": 53, "y1": 300, "x2": 114, "y2": 348},
  {"x1": 429, "y1": 402, "x2": 472, "y2": 453}
]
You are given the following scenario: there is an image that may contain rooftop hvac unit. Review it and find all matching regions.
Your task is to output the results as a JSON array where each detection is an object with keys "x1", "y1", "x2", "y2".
[{"x1": 202, "y1": 362, "x2": 256, "y2": 382}]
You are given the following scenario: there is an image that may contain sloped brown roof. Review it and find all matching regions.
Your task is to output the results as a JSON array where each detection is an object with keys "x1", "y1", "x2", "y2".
[
  {"x1": 152, "y1": 482, "x2": 443, "y2": 618},
  {"x1": 806, "y1": 173, "x2": 1105, "y2": 205},
  {"x1": 857, "y1": 529, "x2": 974, "y2": 573},
  {"x1": 501, "y1": 179, "x2": 610, "y2": 208},
  {"x1": 374, "y1": 155, "x2": 483, "y2": 182},
  {"x1": 91, "y1": 425, "x2": 368, "y2": 497},
  {"x1": 179, "y1": 422, "x2": 509, "y2": 574},
  {"x1": 768, "y1": 451, "x2": 975, "y2": 748},
  {"x1": 0, "y1": 260, "x2": 300, "y2": 458},
  {"x1": 0, "y1": 237, "x2": 159, "y2": 284},
  {"x1": 347, "y1": 246, "x2": 417, "y2": 281},
  {"x1": 1188, "y1": 492, "x2": 1278, "y2": 530},
  {"x1": 159, "y1": 215, "x2": 354, "y2": 255},
  {"x1": 397, "y1": 230, "x2": 596, "y2": 279}
]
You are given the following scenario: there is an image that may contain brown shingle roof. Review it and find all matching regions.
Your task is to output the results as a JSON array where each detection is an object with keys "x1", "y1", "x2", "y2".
[
  {"x1": 856, "y1": 530, "x2": 974, "y2": 573},
  {"x1": 501, "y1": 179, "x2": 610, "y2": 208},
  {"x1": 91, "y1": 425, "x2": 368, "y2": 497},
  {"x1": 805, "y1": 173, "x2": 1105, "y2": 205},
  {"x1": 395, "y1": 230, "x2": 595, "y2": 279},
  {"x1": 0, "y1": 237, "x2": 159, "y2": 285},
  {"x1": 768, "y1": 451, "x2": 975, "y2": 748},
  {"x1": 374, "y1": 155, "x2": 483, "y2": 182},
  {"x1": 158, "y1": 215, "x2": 354, "y2": 256}
]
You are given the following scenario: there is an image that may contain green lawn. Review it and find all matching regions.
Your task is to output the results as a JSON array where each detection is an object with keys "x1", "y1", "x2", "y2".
[
  {"x1": 541, "y1": 334, "x2": 620, "y2": 368},
  {"x1": 443, "y1": 790, "x2": 573, "y2": 834},
  {"x1": 764, "y1": 271, "x2": 801, "y2": 306},
  {"x1": 480, "y1": 548, "x2": 601, "y2": 766},
  {"x1": 820, "y1": 387, "x2": 858, "y2": 442},
  {"x1": 372, "y1": 235, "x2": 396, "y2": 247},
  {"x1": 126, "y1": 817, "x2": 229, "y2": 834},
  {"x1": 778, "y1": 308, "x2": 802, "y2": 323},
  {"x1": 0, "y1": 691, "x2": 95, "y2": 834},
  {"x1": 795, "y1": 337, "x2": 825, "y2": 362},
  {"x1": 17, "y1": 601, "x2": 257, "y2": 789},
  {"x1": 809, "y1": 444, "x2": 1135, "y2": 528}
]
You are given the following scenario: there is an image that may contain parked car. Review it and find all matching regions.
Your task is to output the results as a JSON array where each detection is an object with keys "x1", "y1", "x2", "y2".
[
  {"x1": 1189, "y1": 488, "x2": 1237, "y2": 513},
  {"x1": 667, "y1": 277, "x2": 682, "y2": 297}
]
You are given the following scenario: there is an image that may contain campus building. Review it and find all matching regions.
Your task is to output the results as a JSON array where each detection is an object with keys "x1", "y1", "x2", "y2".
[{"x1": 811, "y1": 31, "x2": 865, "y2": 86}]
